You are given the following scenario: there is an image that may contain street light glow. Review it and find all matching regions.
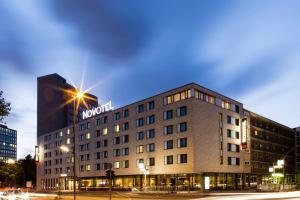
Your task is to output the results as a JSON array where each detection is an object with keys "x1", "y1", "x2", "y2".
[
  {"x1": 60, "y1": 146, "x2": 70, "y2": 152},
  {"x1": 76, "y1": 90, "x2": 84, "y2": 99}
]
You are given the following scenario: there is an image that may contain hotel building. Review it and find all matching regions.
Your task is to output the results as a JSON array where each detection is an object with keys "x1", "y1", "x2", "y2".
[
  {"x1": 36, "y1": 76, "x2": 295, "y2": 191},
  {"x1": 0, "y1": 124, "x2": 17, "y2": 163}
]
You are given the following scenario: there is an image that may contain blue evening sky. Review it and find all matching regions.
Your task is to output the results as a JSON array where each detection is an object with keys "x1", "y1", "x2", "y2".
[{"x1": 0, "y1": 0, "x2": 299, "y2": 158}]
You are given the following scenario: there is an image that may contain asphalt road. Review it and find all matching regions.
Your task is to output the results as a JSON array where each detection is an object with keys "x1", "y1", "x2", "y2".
[{"x1": 27, "y1": 191, "x2": 300, "y2": 200}]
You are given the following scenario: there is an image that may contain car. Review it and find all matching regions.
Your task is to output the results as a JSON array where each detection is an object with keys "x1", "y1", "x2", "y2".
[{"x1": 0, "y1": 189, "x2": 29, "y2": 200}]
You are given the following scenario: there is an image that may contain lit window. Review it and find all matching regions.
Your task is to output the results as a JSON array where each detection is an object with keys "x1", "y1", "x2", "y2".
[
  {"x1": 103, "y1": 128, "x2": 108, "y2": 135},
  {"x1": 60, "y1": 131, "x2": 63, "y2": 137},
  {"x1": 114, "y1": 161, "x2": 120, "y2": 169},
  {"x1": 86, "y1": 132, "x2": 91, "y2": 139},
  {"x1": 66, "y1": 138, "x2": 70, "y2": 144},
  {"x1": 114, "y1": 124, "x2": 120, "y2": 133},
  {"x1": 86, "y1": 164, "x2": 91, "y2": 171},
  {"x1": 136, "y1": 145, "x2": 144, "y2": 154},
  {"x1": 67, "y1": 129, "x2": 70, "y2": 135}
]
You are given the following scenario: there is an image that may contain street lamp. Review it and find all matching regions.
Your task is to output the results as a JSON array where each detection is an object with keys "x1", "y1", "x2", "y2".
[
  {"x1": 60, "y1": 88, "x2": 86, "y2": 200},
  {"x1": 139, "y1": 163, "x2": 149, "y2": 190}
]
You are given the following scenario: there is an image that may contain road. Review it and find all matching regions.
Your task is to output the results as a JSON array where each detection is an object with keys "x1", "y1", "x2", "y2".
[{"x1": 26, "y1": 191, "x2": 300, "y2": 200}]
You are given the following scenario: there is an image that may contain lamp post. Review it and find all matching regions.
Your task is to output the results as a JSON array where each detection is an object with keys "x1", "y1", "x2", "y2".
[
  {"x1": 139, "y1": 163, "x2": 149, "y2": 191},
  {"x1": 60, "y1": 88, "x2": 85, "y2": 200}
]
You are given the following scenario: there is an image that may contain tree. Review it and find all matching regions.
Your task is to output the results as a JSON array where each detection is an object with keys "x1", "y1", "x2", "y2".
[
  {"x1": 19, "y1": 154, "x2": 36, "y2": 187},
  {"x1": 0, "y1": 91, "x2": 11, "y2": 123}
]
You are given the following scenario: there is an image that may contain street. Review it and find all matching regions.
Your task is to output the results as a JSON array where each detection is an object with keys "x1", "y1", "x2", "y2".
[{"x1": 26, "y1": 191, "x2": 300, "y2": 200}]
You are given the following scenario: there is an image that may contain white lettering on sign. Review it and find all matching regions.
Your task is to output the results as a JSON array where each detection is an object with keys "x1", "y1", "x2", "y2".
[
  {"x1": 82, "y1": 101, "x2": 113, "y2": 120},
  {"x1": 241, "y1": 119, "x2": 247, "y2": 144}
]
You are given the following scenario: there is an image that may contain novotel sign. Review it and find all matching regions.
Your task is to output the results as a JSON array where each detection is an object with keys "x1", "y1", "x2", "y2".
[{"x1": 82, "y1": 101, "x2": 113, "y2": 120}]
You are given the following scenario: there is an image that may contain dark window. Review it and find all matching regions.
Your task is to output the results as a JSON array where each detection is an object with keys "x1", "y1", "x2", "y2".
[
  {"x1": 103, "y1": 116, "x2": 108, "y2": 124},
  {"x1": 165, "y1": 155, "x2": 173, "y2": 165},
  {"x1": 114, "y1": 137, "x2": 120, "y2": 145},
  {"x1": 179, "y1": 122, "x2": 187, "y2": 132},
  {"x1": 103, "y1": 139, "x2": 108, "y2": 147},
  {"x1": 147, "y1": 129, "x2": 155, "y2": 138},
  {"x1": 123, "y1": 122, "x2": 129, "y2": 130},
  {"x1": 96, "y1": 141, "x2": 101, "y2": 148},
  {"x1": 123, "y1": 148, "x2": 129, "y2": 156},
  {"x1": 179, "y1": 154, "x2": 187, "y2": 163},
  {"x1": 96, "y1": 152, "x2": 100, "y2": 159},
  {"x1": 148, "y1": 101, "x2": 155, "y2": 110},
  {"x1": 165, "y1": 125, "x2": 173, "y2": 135},
  {"x1": 235, "y1": 119, "x2": 239, "y2": 126},
  {"x1": 165, "y1": 140, "x2": 173, "y2": 149},
  {"x1": 178, "y1": 106, "x2": 187, "y2": 117},
  {"x1": 147, "y1": 115, "x2": 155, "y2": 124},
  {"x1": 123, "y1": 135, "x2": 129, "y2": 143},
  {"x1": 164, "y1": 110, "x2": 173, "y2": 120},
  {"x1": 178, "y1": 138, "x2": 187, "y2": 148},
  {"x1": 136, "y1": 118, "x2": 144, "y2": 127},
  {"x1": 124, "y1": 160, "x2": 129, "y2": 168},
  {"x1": 137, "y1": 104, "x2": 144, "y2": 113},
  {"x1": 123, "y1": 109, "x2": 129, "y2": 118},
  {"x1": 147, "y1": 143, "x2": 155, "y2": 152},
  {"x1": 114, "y1": 112, "x2": 120, "y2": 120},
  {"x1": 136, "y1": 132, "x2": 144, "y2": 140},
  {"x1": 149, "y1": 157, "x2": 155, "y2": 166},
  {"x1": 96, "y1": 130, "x2": 101, "y2": 137}
]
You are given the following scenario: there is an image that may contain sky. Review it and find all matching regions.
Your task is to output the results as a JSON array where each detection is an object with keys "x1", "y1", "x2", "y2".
[{"x1": 0, "y1": 0, "x2": 299, "y2": 159}]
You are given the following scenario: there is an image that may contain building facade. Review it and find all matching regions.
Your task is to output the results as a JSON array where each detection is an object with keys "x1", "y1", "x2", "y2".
[
  {"x1": 0, "y1": 124, "x2": 17, "y2": 163},
  {"x1": 36, "y1": 80, "x2": 295, "y2": 191},
  {"x1": 37, "y1": 73, "x2": 98, "y2": 137},
  {"x1": 295, "y1": 127, "x2": 300, "y2": 171}
]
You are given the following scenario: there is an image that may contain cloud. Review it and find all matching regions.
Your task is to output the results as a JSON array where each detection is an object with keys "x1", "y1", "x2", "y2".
[{"x1": 47, "y1": 0, "x2": 151, "y2": 63}]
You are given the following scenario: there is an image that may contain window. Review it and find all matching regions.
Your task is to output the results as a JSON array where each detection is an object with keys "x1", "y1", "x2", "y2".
[
  {"x1": 123, "y1": 122, "x2": 129, "y2": 131},
  {"x1": 147, "y1": 115, "x2": 155, "y2": 124},
  {"x1": 66, "y1": 138, "x2": 70, "y2": 144},
  {"x1": 164, "y1": 110, "x2": 173, "y2": 120},
  {"x1": 114, "y1": 161, "x2": 120, "y2": 169},
  {"x1": 227, "y1": 143, "x2": 240, "y2": 152},
  {"x1": 103, "y1": 116, "x2": 108, "y2": 124},
  {"x1": 136, "y1": 118, "x2": 144, "y2": 127},
  {"x1": 137, "y1": 104, "x2": 144, "y2": 113},
  {"x1": 122, "y1": 135, "x2": 129, "y2": 143},
  {"x1": 148, "y1": 157, "x2": 155, "y2": 166},
  {"x1": 96, "y1": 152, "x2": 100, "y2": 159},
  {"x1": 114, "y1": 112, "x2": 121, "y2": 121},
  {"x1": 123, "y1": 160, "x2": 129, "y2": 168},
  {"x1": 147, "y1": 129, "x2": 155, "y2": 138},
  {"x1": 164, "y1": 125, "x2": 173, "y2": 135},
  {"x1": 136, "y1": 132, "x2": 144, "y2": 140},
  {"x1": 123, "y1": 109, "x2": 129, "y2": 118},
  {"x1": 113, "y1": 137, "x2": 120, "y2": 145},
  {"x1": 136, "y1": 145, "x2": 144, "y2": 154},
  {"x1": 227, "y1": 116, "x2": 239, "y2": 126},
  {"x1": 228, "y1": 157, "x2": 240, "y2": 165},
  {"x1": 177, "y1": 106, "x2": 187, "y2": 117},
  {"x1": 113, "y1": 149, "x2": 121, "y2": 157},
  {"x1": 178, "y1": 122, "x2": 187, "y2": 132},
  {"x1": 96, "y1": 141, "x2": 101, "y2": 148},
  {"x1": 136, "y1": 159, "x2": 144, "y2": 166},
  {"x1": 114, "y1": 124, "x2": 120, "y2": 133},
  {"x1": 87, "y1": 122, "x2": 91, "y2": 129},
  {"x1": 103, "y1": 151, "x2": 108, "y2": 158},
  {"x1": 103, "y1": 139, "x2": 108, "y2": 147},
  {"x1": 177, "y1": 138, "x2": 187, "y2": 148},
  {"x1": 164, "y1": 140, "x2": 173, "y2": 150},
  {"x1": 164, "y1": 155, "x2": 173, "y2": 165},
  {"x1": 178, "y1": 154, "x2": 187, "y2": 163},
  {"x1": 227, "y1": 129, "x2": 239, "y2": 139},
  {"x1": 86, "y1": 132, "x2": 91, "y2": 140},
  {"x1": 147, "y1": 101, "x2": 155, "y2": 110},
  {"x1": 122, "y1": 147, "x2": 129, "y2": 156},
  {"x1": 164, "y1": 89, "x2": 192, "y2": 105},
  {"x1": 102, "y1": 128, "x2": 108, "y2": 135},
  {"x1": 96, "y1": 130, "x2": 101, "y2": 137},
  {"x1": 146, "y1": 143, "x2": 155, "y2": 152}
]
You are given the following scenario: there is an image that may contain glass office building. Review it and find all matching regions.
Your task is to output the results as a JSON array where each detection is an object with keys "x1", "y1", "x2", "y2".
[{"x1": 0, "y1": 124, "x2": 17, "y2": 162}]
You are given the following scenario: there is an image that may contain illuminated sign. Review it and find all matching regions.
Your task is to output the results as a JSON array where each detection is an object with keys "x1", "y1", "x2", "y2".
[
  {"x1": 82, "y1": 101, "x2": 113, "y2": 120},
  {"x1": 272, "y1": 173, "x2": 284, "y2": 177},
  {"x1": 277, "y1": 160, "x2": 284, "y2": 166},
  {"x1": 241, "y1": 119, "x2": 247, "y2": 149}
]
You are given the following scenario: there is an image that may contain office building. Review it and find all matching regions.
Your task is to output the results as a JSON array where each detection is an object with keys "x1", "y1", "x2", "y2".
[
  {"x1": 0, "y1": 124, "x2": 17, "y2": 162},
  {"x1": 36, "y1": 77, "x2": 295, "y2": 191}
]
